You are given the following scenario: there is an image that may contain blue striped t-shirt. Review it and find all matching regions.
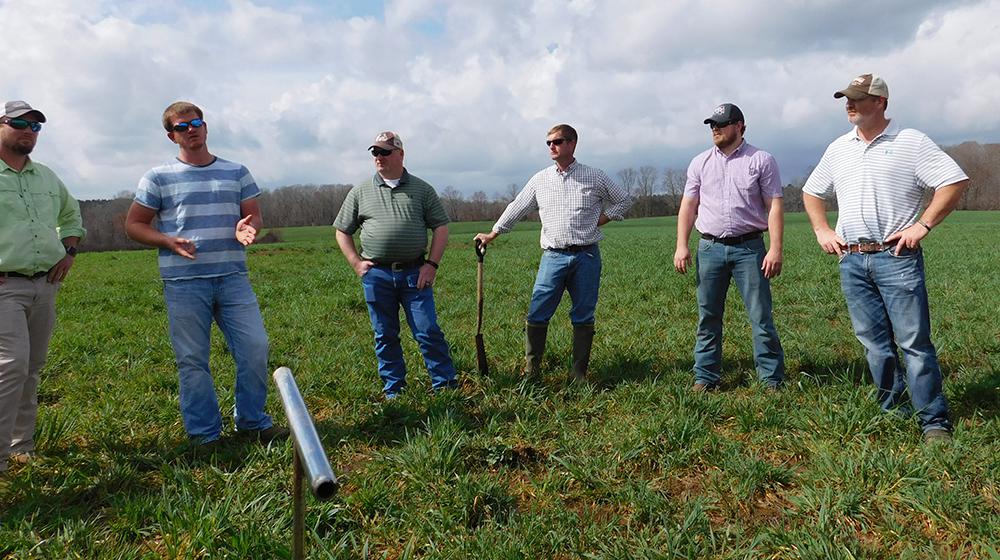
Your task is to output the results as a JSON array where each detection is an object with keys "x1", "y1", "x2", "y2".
[{"x1": 135, "y1": 157, "x2": 260, "y2": 280}]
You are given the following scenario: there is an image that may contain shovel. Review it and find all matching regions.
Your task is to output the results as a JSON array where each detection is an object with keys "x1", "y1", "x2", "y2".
[{"x1": 474, "y1": 239, "x2": 490, "y2": 376}]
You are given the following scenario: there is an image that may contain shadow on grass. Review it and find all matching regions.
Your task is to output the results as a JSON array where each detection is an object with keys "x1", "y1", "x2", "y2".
[
  {"x1": 0, "y1": 435, "x2": 269, "y2": 526},
  {"x1": 948, "y1": 369, "x2": 1000, "y2": 420}
]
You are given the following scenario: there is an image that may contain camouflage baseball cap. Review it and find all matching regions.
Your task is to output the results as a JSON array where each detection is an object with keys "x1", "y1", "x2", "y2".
[{"x1": 369, "y1": 131, "x2": 403, "y2": 151}]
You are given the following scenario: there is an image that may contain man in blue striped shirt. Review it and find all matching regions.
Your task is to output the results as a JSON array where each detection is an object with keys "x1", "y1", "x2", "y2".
[
  {"x1": 803, "y1": 74, "x2": 969, "y2": 443},
  {"x1": 126, "y1": 101, "x2": 285, "y2": 448}
]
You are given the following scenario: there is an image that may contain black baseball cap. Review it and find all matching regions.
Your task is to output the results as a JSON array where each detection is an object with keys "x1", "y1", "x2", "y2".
[{"x1": 703, "y1": 103, "x2": 744, "y2": 125}]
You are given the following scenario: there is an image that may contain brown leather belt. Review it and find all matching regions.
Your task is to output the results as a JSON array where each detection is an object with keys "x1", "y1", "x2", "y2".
[{"x1": 847, "y1": 242, "x2": 895, "y2": 253}]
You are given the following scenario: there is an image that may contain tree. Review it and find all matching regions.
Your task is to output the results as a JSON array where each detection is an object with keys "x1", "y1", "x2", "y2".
[
  {"x1": 617, "y1": 168, "x2": 638, "y2": 197},
  {"x1": 637, "y1": 165, "x2": 658, "y2": 217}
]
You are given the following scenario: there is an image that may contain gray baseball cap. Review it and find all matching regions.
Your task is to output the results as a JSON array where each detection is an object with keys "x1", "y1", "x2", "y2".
[
  {"x1": 3, "y1": 100, "x2": 47, "y2": 122},
  {"x1": 834, "y1": 74, "x2": 889, "y2": 100},
  {"x1": 704, "y1": 103, "x2": 745, "y2": 125}
]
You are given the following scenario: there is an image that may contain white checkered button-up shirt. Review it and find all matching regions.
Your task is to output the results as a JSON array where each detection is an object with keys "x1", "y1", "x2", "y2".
[{"x1": 493, "y1": 161, "x2": 633, "y2": 250}]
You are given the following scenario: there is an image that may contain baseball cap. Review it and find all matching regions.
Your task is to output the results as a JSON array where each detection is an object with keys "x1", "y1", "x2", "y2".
[
  {"x1": 369, "y1": 131, "x2": 403, "y2": 151},
  {"x1": 834, "y1": 74, "x2": 889, "y2": 100},
  {"x1": 703, "y1": 103, "x2": 744, "y2": 125},
  {"x1": 3, "y1": 100, "x2": 47, "y2": 122}
]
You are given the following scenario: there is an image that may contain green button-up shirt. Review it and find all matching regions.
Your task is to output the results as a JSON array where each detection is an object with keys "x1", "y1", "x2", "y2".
[{"x1": 0, "y1": 158, "x2": 86, "y2": 275}]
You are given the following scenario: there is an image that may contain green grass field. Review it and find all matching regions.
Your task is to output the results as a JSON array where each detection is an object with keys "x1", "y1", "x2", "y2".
[{"x1": 2, "y1": 212, "x2": 999, "y2": 559}]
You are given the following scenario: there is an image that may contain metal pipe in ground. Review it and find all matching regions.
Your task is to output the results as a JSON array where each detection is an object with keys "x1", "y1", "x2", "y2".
[{"x1": 272, "y1": 367, "x2": 339, "y2": 559}]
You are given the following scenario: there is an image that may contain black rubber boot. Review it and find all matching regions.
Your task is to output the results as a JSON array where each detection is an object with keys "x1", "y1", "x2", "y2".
[
  {"x1": 525, "y1": 322, "x2": 548, "y2": 379},
  {"x1": 571, "y1": 324, "x2": 595, "y2": 382}
]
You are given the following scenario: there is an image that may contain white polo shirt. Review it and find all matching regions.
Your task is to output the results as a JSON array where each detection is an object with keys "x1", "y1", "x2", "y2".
[{"x1": 803, "y1": 123, "x2": 968, "y2": 243}]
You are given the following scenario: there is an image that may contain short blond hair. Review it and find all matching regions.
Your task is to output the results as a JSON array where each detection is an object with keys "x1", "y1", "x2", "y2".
[
  {"x1": 162, "y1": 101, "x2": 203, "y2": 132},
  {"x1": 547, "y1": 124, "x2": 577, "y2": 142}
]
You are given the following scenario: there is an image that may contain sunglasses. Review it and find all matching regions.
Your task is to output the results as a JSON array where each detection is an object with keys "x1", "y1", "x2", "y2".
[
  {"x1": 709, "y1": 120, "x2": 734, "y2": 130},
  {"x1": 4, "y1": 118, "x2": 43, "y2": 132},
  {"x1": 545, "y1": 138, "x2": 569, "y2": 146},
  {"x1": 370, "y1": 147, "x2": 394, "y2": 157},
  {"x1": 170, "y1": 118, "x2": 205, "y2": 132}
]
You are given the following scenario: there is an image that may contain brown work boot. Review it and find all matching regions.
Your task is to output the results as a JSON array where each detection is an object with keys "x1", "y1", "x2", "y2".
[
  {"x1": 10, "y1": 452, "x2": 37, "y2": 465},
  {"x1": 524, "y1": 323, "x2": 548, "y2": 380},
  {"x1": 570, "y1": 324, "x2": 595, "y2": 382},
  {"x1": 923, "y1": 428, "x2": 952, "y2": 444},
  {"x1": 690, "y1": 382, "x2": 718, "y2": 393}
]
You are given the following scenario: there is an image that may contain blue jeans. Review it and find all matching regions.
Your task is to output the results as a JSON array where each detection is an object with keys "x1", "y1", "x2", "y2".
[
  {"x1": 694, "y1": 237, "x2": 784, "y2": 387},
  {"x1": 839, "y1": 247, "x2": 951, "y2": 432},
  {"x1": 526, "y1": 246, "x2": 602, "y2": 326},
  {"x1": 361, "y1": 266, "x2": 456, "y2": 396},
  {"x1": 163, "y1": 274, "x2": 272, "y2": 443}
]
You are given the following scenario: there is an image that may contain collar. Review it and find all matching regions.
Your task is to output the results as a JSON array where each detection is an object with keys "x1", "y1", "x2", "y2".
[
  {"x1": 713, "y1": 139, "x2": 747, "y2": 158},
  {"x1": 555, "y1": 159, "x2": 578, "y2": 175},
  {"x1": 0, "y1": 157, "x2": 35, "y2": 173},
  {"x1": 849, "y1": 120, "x2": 899, "y2": 144},
  {"x1": 375, "y1": 168, "x2": 409, "y2": 187}
]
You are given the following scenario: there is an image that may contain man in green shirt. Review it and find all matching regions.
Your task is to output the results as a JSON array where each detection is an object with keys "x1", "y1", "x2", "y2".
[
  {"x1": 0, "y1": 100, "x2": 85, "y2": 474},
  {"x1": 334, "y1": 131, "x2": 457, "y2": 399}
]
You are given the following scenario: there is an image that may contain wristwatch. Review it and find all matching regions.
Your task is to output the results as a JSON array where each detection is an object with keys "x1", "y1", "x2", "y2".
[{"x1": 65, "y1": 246, "x2": 78, "y2": 257}]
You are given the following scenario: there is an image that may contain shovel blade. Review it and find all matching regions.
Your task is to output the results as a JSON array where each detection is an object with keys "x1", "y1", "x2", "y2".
[{"x1": 475, "y1": 334, "x2": 489, "y2": 376}]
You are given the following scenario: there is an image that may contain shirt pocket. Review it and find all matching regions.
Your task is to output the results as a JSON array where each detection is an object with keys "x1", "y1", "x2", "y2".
[
  {"x1": 0, "y1": 184, "x2": 27, "y2": 218},
  {"x1": 31, "y1": 190, "x2": 60, "y2": 221}
]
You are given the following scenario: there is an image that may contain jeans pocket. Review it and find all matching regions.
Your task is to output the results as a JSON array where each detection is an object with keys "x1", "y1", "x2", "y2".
[
  {"x1": 889, "y1": 247, "x2": 919, "y2": 259},
  {"x1": 361, "y1": 277, "x2": 378, "y2": 303}
]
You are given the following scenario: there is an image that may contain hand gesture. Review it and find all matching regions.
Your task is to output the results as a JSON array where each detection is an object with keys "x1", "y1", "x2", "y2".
[
  {"x1": 236, "y1": 214, "x2": 257, "y2": 246},
  {"x1": 168, "y1": 237, "x2": 197, "y2": 260}
]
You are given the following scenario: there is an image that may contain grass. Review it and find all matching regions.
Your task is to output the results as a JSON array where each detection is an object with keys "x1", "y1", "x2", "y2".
[{"x1": 2, "y1": 212, "x2": 999, "y2": 559}]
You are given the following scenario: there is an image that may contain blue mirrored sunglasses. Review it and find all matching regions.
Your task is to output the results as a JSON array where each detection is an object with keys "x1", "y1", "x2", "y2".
[
  {"x1": 4, "y1": 118, "x2": 42, "y2": 132},
  {"x1": 171, "y1": 118, "x2": 205, "y2": 132}
]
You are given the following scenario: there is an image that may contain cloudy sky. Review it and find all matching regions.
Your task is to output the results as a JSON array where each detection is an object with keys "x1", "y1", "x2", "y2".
[{"x1": 3, "y1": 0, "x2": 999, "y2": 200}]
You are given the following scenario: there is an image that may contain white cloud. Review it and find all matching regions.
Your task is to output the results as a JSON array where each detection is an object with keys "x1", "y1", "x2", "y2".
[{"x1": 1, "y1": 0, "x2": 997, "y2": 200}]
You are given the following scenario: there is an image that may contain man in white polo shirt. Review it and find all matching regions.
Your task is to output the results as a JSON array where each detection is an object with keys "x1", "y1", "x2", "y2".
[{"x1": 802, "y1": 74, "x2": 969, "y2": 443}]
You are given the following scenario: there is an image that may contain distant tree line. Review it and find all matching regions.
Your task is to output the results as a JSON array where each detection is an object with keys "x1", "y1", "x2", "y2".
[{"x1": 77, "y1": 142, "x2": 1000, "y2": 252}]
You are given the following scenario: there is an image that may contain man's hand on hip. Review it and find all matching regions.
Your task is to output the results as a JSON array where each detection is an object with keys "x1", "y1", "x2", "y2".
[
  {"x1": 47, "y1": 254, "x2": 75, "y2": 283},
  {"x1": 814, "y1": 228, "x2": 847, "y2": 257},
  {"x1": 884, "y1": 224, "x2": 927, "y2": 255},
  {"x1": 417, "y1": 263, "x2": 437, "y2": 290}
]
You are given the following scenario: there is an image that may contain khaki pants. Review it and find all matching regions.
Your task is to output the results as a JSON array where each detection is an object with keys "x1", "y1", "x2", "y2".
[{"x1": 0, "y1": 276, "x2": 58, "y2": 471}]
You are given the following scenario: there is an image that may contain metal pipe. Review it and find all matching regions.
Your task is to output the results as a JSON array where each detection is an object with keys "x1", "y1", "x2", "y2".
[{"x1": 273, "y1": 367, "x2": 339, "y2": 501}]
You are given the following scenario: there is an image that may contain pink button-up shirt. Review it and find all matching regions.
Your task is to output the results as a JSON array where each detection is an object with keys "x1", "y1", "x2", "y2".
[{"x1": 683, "y1": 141, "x2": 783, "y2": 238}]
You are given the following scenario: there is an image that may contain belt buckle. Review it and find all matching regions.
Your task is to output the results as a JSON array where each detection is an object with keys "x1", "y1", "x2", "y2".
[{"x1": 390, "y1": 262, "x2": 406, "y2": 271}]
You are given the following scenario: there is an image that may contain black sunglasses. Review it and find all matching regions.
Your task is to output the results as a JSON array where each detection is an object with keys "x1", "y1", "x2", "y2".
[
  {"x1": 4, "y1": 118, "x2": 42, "y2": 132},
  {"x1": 709, "y1": 120, "x2": 734, "y2": 130},
  {"x1": 370, "y1": 147, "x2": 394, "y2": 157},
  {"x1": 171, "y1": 118, "x2": 205, "y2": 132},
  {"x1": 545, "y1": 138, "x2": 568, "y2": 146}
]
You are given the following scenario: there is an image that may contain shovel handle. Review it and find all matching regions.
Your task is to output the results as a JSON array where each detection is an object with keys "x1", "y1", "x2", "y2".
[{"x1": 475, "y1": 239, "x2": 486, "y2": 262}]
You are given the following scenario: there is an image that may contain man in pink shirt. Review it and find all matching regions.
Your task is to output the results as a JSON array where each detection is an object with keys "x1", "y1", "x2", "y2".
[{"x1": 674, "y1": 103, "x2": 785, "y2": 392}]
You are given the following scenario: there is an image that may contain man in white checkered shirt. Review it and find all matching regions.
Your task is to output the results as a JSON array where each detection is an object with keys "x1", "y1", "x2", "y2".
[
  {"x1": 475, "y1": 124, "x2": 633, "y2": 383},
  {"x1": 802, "y1": 73, "x2": 969, "y2": 444}
]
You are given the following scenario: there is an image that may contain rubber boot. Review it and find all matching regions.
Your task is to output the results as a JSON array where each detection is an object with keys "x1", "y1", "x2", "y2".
[
  {"x1": 570, "y1": 324, "x2": 595, "y2": 382},
  {"x1": 524, "y1": 323, "x2": 548, "y2": 379}
]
